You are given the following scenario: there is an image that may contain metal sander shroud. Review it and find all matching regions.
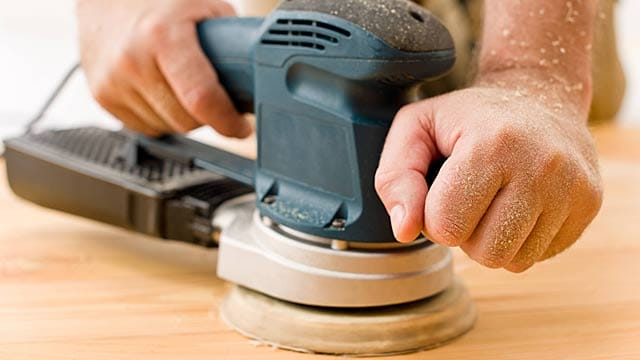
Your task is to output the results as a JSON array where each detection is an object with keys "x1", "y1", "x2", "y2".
[{"x1": 4, "y1": 0, "x2": 476, "y2": 355}]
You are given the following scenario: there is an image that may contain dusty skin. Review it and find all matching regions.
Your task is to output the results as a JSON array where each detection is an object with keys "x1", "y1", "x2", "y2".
[{"x1": 375, "y1": 0, "x2": 603, "y2": 273}]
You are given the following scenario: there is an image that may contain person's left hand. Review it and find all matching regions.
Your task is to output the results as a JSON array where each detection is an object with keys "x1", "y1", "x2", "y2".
[{"x1": 374, "y1": 70, "x2": 603, "y2": 272}]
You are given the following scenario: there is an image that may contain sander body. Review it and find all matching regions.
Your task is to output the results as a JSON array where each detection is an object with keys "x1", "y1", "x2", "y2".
[{"x1": 4, "y1": 0, "x2": 457, "y2": 309}]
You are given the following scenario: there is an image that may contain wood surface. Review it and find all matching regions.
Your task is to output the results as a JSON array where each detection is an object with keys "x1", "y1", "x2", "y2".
[{"x1": 0, "y1": 123, "x2": 639, "y2": 359}]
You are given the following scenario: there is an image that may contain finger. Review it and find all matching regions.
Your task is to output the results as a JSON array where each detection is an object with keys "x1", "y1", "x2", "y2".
[
  {"x1": 375, "y1": 105, "x2": 437, "y2": 242},
  {"x1": 423, "y1": 138, "x2": 504, "y2": 247},
  {"x1": 540, "y1": 211, "x2": 595, "y2": 261},
  {"x1": 86, "y1": 46, "x2": 174, "y2": 135},
  {"x1": 126, "y1": 89, "x2": 175, "y2": 134},
  {"x1": 461, "y1": 183, "x2": 542, "y2": 268},
  {"x1": 504, "y1": 209, "x2": 568, "y2": 273},
  {"x1": 154, "y1": 23, "x2": 252, "y2": 137},
  {"x1": 107, "y1": 103, "x2": 161, "y2": 137},
  {"x1": 541, "y1": 178, "x2": 603, "y2": 260},
  {"x1": 133, "y1": 64, "x2": 201, "y2": 133}
]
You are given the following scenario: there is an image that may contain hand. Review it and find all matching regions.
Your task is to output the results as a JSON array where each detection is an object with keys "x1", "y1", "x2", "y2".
[
  {"x1": 77, "y1": 0, "x2": 252, "y2": 137},
  {"x1": 375, "y1": 71, "x2": 603, "y2": 272}
]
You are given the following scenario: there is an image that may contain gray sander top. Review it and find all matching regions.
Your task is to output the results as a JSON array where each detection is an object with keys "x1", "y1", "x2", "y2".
[{"x1": 278, "y1": 0, "x2": 454, "y2": 53}]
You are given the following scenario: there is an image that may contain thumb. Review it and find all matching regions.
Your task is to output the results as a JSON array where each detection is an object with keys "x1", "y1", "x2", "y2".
[{"x1": 375, "y1": 102, "x2": 439, "y2": 242}]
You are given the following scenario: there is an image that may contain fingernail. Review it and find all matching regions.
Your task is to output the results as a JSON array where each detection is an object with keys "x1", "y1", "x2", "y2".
[{"x1": 390, "y1": 205, "x2": 405, "y2": 239}]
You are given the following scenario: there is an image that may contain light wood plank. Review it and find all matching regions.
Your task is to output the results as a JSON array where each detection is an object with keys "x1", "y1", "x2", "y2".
[{"x1": 0, "y1": 124, "x2": 639, "y2": 359}]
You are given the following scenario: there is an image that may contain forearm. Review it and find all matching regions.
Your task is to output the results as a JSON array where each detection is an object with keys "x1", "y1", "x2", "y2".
[{"x1": 477, "y1": 0, "x2": 597, "y2": 116}]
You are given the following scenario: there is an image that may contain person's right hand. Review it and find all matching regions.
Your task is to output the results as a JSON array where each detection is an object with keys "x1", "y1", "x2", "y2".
[{"x1": 77, "y1": 0, "x2": 252, "y2": 137}]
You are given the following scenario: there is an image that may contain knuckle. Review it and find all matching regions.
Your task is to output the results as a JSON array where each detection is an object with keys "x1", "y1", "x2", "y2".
[
  {"x1": 582, "y1": 169, "x2": 604, "y2": 200},
  {"x1": 112, "y1": 48, "x2": 139, "y2": 77},
  {"x1": 395, "y1": 104, "x2": 418, "y2": 120},
  {"x1": 139, "y1": 16, "x2": 171, "y2": 45},
  {"x1": 543, "y1": 235, "x2": 580, "y2": 260},
  {"x1": 374, "y1": 169, "x2": 399, "y2": 198},
  {"x1": 591, "y1": 185, "x2": 604, "y2": 211},
  {"x1": 541, "y1": 148, "x2": 568, "y2": 171},
  {"x1": 572, "y1": 165, "x2": 604, "y2": 218},
  {"x1": 89, "y1": 77, "x2": 115, "y2": 109},
  {"x1": 491, "y1": 123, "x2": 526, "y2": 150},
  {"x1": 531, "y1": 147, "x2": 570, "y2": 182},
  {"x1": 427, "y1": 214, "x2": 468, "y2": 246},
  {"x1": 464, "y1": 236, "x2": 517, "y2": 269},
  {"x1": 585, "y1": 185, "x2": 604, "y2": 218},
  {"x1": 586, "y1": 173, "x2": 604, "y2": 209},
  {"x1": 182, "y1": 85, "x2": 215, "y2": 117},
  {"x1": 93, "y1": 91, "x2": 111, "y2": 109}
]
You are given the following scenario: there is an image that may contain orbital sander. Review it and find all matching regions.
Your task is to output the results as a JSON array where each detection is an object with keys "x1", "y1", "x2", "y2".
[{"x1": 4, "y1": 0, "x2": 475, "y2": 355}]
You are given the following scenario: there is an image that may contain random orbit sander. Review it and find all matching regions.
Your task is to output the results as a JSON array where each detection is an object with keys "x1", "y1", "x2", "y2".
[{"x1": 4, "y1": 0, "x2": 476, "y2": 355}]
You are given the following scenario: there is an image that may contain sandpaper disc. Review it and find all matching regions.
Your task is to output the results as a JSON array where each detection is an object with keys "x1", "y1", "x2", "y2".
[{"x1": 220, "y1": 278, "x2": 476, "y2": 356}]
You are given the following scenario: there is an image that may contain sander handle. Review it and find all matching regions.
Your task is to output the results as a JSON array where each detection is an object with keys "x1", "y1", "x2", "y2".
[{"x1": 197, "y1": 17, "x2": 263, "y2": 114}]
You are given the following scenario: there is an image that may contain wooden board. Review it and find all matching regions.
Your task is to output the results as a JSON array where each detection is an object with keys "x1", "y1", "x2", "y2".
[{"x1": 0, "y1": 123, "x2": 639, "y2": 359}]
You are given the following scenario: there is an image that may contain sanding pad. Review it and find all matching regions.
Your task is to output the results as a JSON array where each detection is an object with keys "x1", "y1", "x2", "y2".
[{"x1": 220, "y1": 279, "x2": 476, "y2": 356}]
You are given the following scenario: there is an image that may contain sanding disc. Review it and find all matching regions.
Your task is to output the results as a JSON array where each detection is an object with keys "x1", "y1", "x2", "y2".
[{"x1": 220, "y1": 279, "x2": 476, "y2": 356}]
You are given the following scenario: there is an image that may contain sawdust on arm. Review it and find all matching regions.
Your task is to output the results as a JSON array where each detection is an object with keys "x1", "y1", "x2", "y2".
[
  {"x1": 375, "y1": 0, "x2": 603, "y2": 272},
  {"x1": 478, "y1": 0, "x2": 597, "y2": 118}
]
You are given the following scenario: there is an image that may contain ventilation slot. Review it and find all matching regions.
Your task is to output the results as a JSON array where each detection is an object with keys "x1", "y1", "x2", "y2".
[
  {"x1": 261, "y1": 18, "x2": 351, "y2": 51},
  {"x1": 315, "y1": 21, "x2": 351, "y2": 37},
  {"x1": 376, "y1": 73, "x2": 420, "y2": 86},
  {"x1": 262, "y1": 39, "x2": 325, "y2": 50}
]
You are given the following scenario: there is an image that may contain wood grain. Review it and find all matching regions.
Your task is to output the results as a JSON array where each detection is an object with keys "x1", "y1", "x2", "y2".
[{"x1": 0, "y1": 123, "x2": 639, "y2": 359}]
